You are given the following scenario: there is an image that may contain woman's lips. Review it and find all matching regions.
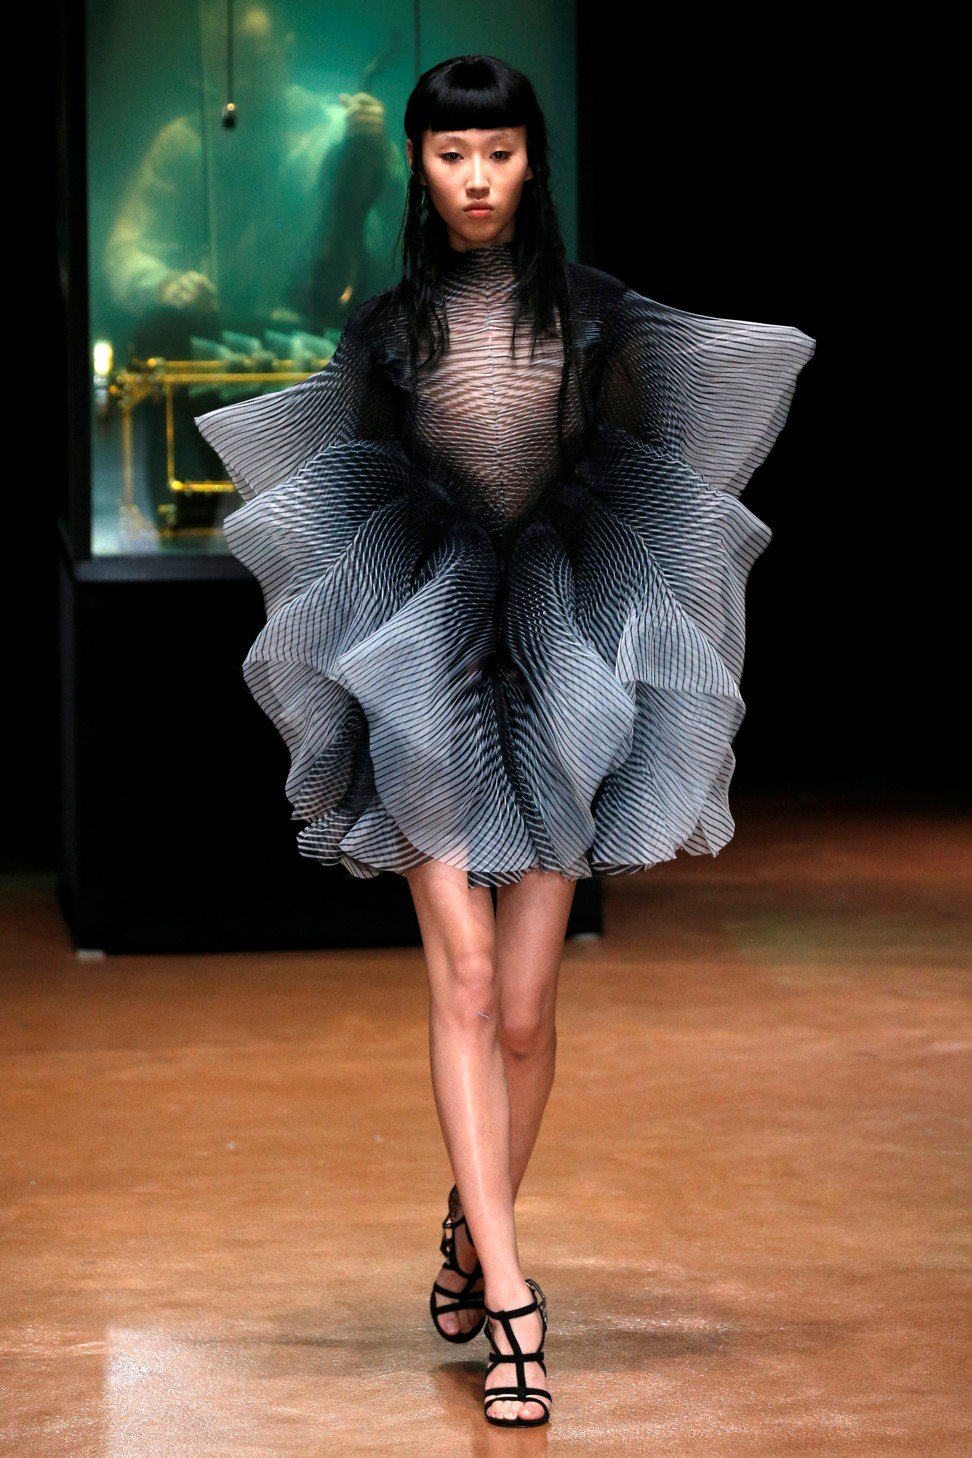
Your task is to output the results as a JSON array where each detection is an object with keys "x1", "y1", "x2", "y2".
[{"x1": 464, "y1": 206, "x2": 493, "y2": 216}]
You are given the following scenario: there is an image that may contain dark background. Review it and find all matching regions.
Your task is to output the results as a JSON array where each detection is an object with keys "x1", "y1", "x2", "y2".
[{"x1": 6, "y1": 8, "x2": 950, "y2": 880}]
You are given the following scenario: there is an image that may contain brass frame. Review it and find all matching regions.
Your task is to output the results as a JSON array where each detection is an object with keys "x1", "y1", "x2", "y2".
[{"x1": 110, "y1": 357, "x2": 329, "y2": 536}]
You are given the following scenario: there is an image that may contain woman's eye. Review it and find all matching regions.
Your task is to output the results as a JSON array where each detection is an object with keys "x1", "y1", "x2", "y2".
[{"x1": 439, "y1": 151, "x2": 513, "y2": 163}]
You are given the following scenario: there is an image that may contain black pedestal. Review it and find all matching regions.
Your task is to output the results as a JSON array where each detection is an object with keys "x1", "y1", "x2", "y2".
[{"x1": 57, "y1": 549, "x2": 603, "y2": 954}]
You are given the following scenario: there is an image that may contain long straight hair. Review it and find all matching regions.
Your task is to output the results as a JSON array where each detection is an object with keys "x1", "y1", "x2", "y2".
[{"x1": 397, "y1": 55, "x2": 577, "y2": 467}]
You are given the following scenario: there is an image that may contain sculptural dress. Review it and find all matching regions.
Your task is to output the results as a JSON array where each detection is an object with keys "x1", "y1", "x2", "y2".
[{"x1": 194, "y1": 240, "x2": 815, "y2": 887}]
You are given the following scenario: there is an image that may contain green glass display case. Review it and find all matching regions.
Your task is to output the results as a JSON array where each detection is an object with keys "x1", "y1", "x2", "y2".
[{"x1": 76, "y1": 0, "x2": 578, "y2": 563}]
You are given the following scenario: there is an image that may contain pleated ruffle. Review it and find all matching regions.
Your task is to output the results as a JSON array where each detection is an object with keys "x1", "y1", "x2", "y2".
[{"x1": 195, "y1": 282, "x2": 815, "y2": 886}]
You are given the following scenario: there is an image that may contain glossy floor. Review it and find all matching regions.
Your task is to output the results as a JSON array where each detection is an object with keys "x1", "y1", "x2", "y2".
[{"x1": 2, "y1": 805, "x2": 969, "y2": 1455}]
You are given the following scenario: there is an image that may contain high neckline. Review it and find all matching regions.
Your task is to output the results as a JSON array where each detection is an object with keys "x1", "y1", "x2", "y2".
[{"x1": 443, "y1": 239, "x2": 516, "y2": 271}]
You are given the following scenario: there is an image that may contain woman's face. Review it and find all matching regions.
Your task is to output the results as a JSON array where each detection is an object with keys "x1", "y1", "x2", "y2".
[{"x1": 407, "y1": 126, "x2": 533, "y2": 251}]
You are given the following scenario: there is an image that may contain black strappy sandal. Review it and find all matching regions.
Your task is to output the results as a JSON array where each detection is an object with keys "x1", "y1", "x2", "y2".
[
  {"x1": 429, "y1": 1184, "x2": 486, "y2": 1343},
  {"x1": 483, "y1": 1276, "x2": 552, "y2": 1427}
]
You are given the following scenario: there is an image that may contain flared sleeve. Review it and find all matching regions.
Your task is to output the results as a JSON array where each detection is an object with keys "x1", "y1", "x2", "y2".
[
  {"x1": 194, "y1": 291, "x2": 401, "y2": 506},
  {"x1": 589, "y1": 285, "x2": 816, "y2": 496},
  {"x1": 192, "y1": 289, "x2": 414, "y2": 633},
  {"x1": 524, "y1": 284, "x2": 818, "y2": 871},
  {"x1": 191, "y1": 290, "x2": 465, "y2": 884}
]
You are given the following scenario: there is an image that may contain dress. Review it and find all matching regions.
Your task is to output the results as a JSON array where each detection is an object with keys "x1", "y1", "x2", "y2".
[{"x1": 194, "y1": 240, "x2": 815, "y2": 887}]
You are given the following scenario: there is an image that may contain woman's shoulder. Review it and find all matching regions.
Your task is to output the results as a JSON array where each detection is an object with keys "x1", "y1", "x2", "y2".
[
  {"x1": 337, "y1": 285, "x2": 410, "y2": 379},
  {"x1": 343, "y1": 283, "x2": 404, "y2": 336},
  {"x1": 565, "y1": 259, "x2": 630, "y2": 321}
]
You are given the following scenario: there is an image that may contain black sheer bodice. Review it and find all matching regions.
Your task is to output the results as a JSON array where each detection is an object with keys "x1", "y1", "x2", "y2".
[{"x1": 407, "y1": 240, "x2": 587, "y2": 545}]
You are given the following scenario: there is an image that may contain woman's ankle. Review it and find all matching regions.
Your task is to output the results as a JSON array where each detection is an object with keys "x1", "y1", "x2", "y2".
[{"x1": 483, "y1": 1273, "x2": 532, "y2": 1309}]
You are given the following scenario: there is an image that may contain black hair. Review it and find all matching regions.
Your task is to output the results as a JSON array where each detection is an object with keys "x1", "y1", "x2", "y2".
[{"x1": 397, "y1": 54, "x2": 576, "y2": 468}]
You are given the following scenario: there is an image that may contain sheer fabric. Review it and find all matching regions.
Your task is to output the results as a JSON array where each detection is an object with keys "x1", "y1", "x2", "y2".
[{"x1": 195, "y1": 240, "x2": 815, "y2": 885}]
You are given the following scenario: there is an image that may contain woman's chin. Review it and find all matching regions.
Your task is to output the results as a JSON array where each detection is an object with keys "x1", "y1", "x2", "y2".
[{"x1": 449, "y1": 218, "x2": 513, "y2": 250}]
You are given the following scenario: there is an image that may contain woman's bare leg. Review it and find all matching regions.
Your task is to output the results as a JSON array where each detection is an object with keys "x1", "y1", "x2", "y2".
[
  {"x1": 407, "y1": 859, "x2": 575, "y2": 1421},
  {"x1": 495, "y1": 869, "x2": 576, "y2": 1198}
]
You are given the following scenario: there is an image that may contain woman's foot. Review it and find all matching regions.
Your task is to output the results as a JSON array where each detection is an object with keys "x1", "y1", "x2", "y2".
[
  {"x1": 483, "y1": 1278, "x2": 550, "y2": 1423},
  {"x1": 433, "y1": 1192, "x2": 484, "y2": 1337}
]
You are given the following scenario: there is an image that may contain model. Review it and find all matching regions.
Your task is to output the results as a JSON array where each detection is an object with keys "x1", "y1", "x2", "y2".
[{"x1": 195, "y1": 53, "x2": 815, "y2": 1428}]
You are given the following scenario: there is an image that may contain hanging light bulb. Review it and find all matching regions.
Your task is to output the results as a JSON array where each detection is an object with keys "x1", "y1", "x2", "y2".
[{"x1": 221, "y1": 0, "x2": 236, "y2": 127}]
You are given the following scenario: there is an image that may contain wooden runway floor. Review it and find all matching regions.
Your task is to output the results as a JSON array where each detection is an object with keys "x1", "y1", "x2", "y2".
[{"x1": 1, "y1": 804, "x2": 969, "y2": 1456}]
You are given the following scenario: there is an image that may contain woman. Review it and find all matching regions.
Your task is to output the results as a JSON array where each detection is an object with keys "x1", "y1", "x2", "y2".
[{"x1": 195, "y1": 55, "x2": 815, "y2": 1429}]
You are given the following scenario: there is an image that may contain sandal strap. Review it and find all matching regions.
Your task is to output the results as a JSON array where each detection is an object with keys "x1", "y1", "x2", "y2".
[
  {"x1": 438, "y1": 1186, "x2": 481, "y2": 1278},
  {"x1": 431, "y1": 1283, "x2": 483, "y2": 1306},
  {"x1": 432, "y1": 1289, "x2": 486, "y2": 1312},
  {"x1": 484, "y1": 1297, "x2": 539, "y2": 1321},
  {"x1": 484, "y1": 1391, "x2": 552, "y2": 1418},
  {"x1": 439, "y1": 1228, "x2": 480, "y2": 1278},
  {"x1": 442, "y1": 1184, "x2": 467, "y2": 1234},
  {"x1": 486, "y1": 1349, "x2": 545, "y2": 1364},
  {"x1": 482, "y1": 1277, "x2": 551, "y2": 1420},
  {"x1": 430, "y1": 1187, "x2": 487, "y2": 1341},
  {"x1": 485, "y1": 1388, "x2": 551, "y2": 1403}
]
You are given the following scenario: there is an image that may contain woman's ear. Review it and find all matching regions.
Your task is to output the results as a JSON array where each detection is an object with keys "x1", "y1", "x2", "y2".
[{"x1": 406, "y1": 137, "x2": 423, "y2": 180}]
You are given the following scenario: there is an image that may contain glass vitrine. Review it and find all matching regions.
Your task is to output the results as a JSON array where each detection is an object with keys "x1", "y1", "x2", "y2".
[
  {"x1": 74, "y1": 0, "x2": 577, "y2": 561},
  {"x1": 85, "y1": 0, "x2": 412, "y2": 556}
]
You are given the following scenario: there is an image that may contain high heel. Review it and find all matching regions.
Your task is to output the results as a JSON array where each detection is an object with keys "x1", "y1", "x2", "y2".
[
  {"x1": 429, "y1": 1184, "x2": 486, "y2": 1343},
  {"x1": 483, "y1": 1276, "x2": 552, "y2": 1427}
]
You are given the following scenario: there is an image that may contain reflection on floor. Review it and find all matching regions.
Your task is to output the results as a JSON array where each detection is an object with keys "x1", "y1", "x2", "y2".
[{"x1": 2, "y1": 805, "x2": 969, "y2": 1456}]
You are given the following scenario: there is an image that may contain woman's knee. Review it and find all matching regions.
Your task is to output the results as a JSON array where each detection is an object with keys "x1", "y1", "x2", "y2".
[
  {"x1": 499, "y1": 1002, "x2": 556, "y2": 1058},
  {"x1": 430, "y1": 948, "x2": 499, "y2": 1024}
]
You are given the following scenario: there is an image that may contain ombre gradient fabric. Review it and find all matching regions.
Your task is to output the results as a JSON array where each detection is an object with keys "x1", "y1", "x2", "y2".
[{"x1": 195, "y1": 241, "x2": 815, "y2": 887}]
